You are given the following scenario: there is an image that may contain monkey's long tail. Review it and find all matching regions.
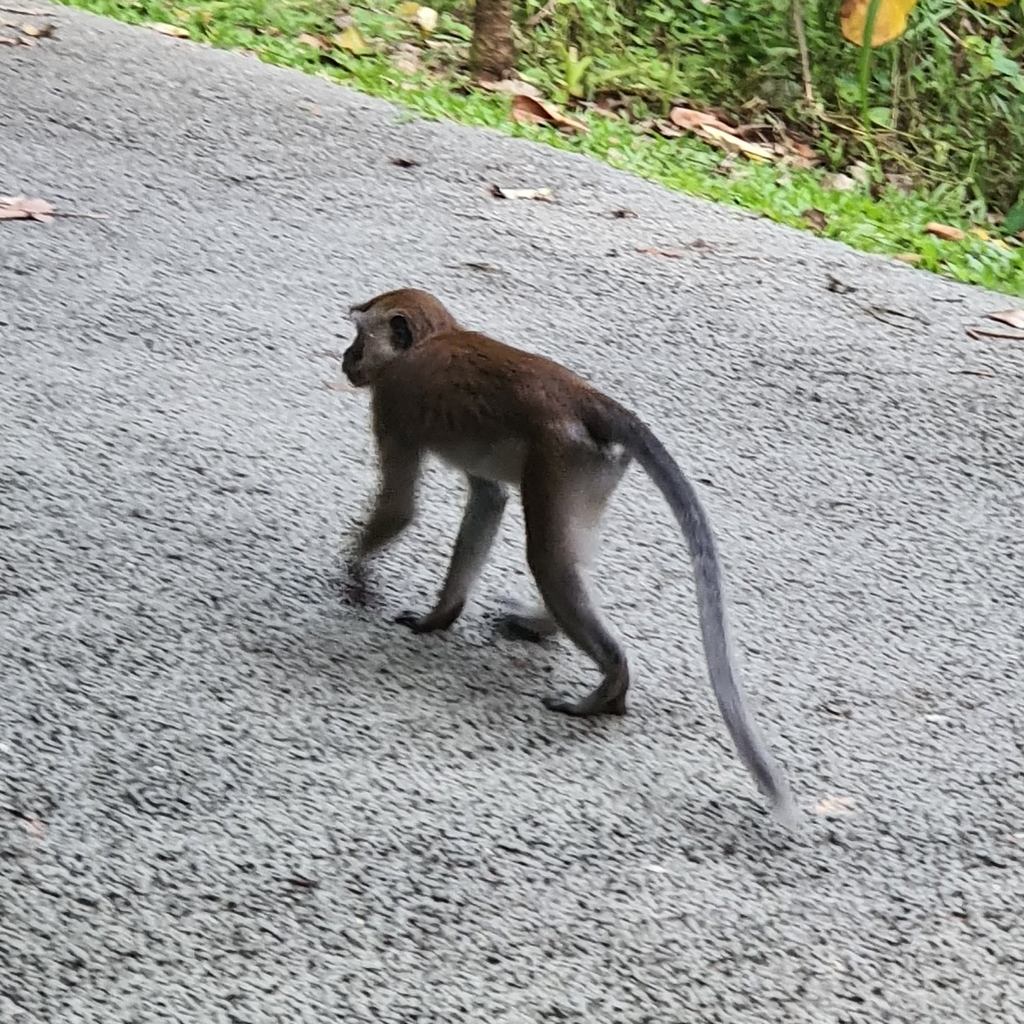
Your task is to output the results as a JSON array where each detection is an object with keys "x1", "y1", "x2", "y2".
[{"x1": 594, "y1": 402, "x2": 798, "y2": 827}]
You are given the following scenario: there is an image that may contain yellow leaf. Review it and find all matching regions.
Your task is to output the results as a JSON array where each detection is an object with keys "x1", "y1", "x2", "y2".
[
  {"x1": 840, "y1": 0, "x2": 918, "y2": 47},
  {"x1": 925, "y1": 221, "x2": 966, "y2": 242},
  {"x1": 146, "y1": 22, "x2": 191, "y2": 37},
  {"x1": 334, "y1": 25, "x2": 369, "y2": 54},
  {"x1": 968, "y1": 226, "x2": 990, "y2": 241},
  {"x1": 396, "y1": 3, "x2": 438, "y2": 33},
  {"x1": 701, "y1": 124, "x2": 775, "y2": 162}
]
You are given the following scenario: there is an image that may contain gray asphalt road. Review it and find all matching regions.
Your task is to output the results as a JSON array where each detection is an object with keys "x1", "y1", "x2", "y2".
[{"x1": 2, "y1": 7, "x2": 1023, "y2": 1022}]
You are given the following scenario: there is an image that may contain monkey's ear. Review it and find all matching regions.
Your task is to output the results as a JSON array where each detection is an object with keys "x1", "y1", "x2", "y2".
[{"x1": 390, "y1": 315, "x2": 415, "y2": 351}]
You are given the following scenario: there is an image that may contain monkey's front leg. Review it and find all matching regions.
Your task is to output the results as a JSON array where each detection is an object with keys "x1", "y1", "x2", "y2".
[
  {"x1": 397, "y1": 475, "x2": 508, "y2": 633},
  {"x1": 347, "y1": 441, "x2": 422, "y2": 605}
]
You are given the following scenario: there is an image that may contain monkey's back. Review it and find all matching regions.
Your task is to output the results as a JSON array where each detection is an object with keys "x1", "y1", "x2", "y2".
[{"x1": 373, "y1": 329, "x2": 625, "y2": 482}]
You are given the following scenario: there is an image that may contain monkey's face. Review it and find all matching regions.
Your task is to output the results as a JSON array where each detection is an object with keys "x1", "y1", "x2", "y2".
[{"x1": 342, "y1": 307, "x2": 416, "y2": 388}]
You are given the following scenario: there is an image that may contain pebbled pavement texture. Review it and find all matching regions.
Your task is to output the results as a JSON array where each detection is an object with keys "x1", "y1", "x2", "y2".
[{"x1": 1, "y1": 7, "x2": 1023, "y2": 1022}]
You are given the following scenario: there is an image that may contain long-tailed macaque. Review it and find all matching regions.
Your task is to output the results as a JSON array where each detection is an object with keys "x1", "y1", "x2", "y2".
[{"x1": 341, "y1": 288, "x2": 795, "y2": 824}]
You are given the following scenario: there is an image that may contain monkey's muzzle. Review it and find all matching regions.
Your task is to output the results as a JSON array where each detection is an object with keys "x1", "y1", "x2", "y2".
[{"x1": 341, "y1": 340, "x2": 366, "y2": 387}]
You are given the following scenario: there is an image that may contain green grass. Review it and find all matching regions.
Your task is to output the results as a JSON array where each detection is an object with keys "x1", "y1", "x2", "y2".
[{"x1": 57, "y1": 0, "x2": 1024, "y2": 297}]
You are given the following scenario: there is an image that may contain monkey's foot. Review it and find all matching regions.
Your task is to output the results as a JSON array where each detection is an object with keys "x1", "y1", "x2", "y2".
[
  {"x1": 395, "y1": 603, "x2": 463, "y2": 634},
  {"x1": 542, "y1": 691, "x2": 628, "y2": 717}
]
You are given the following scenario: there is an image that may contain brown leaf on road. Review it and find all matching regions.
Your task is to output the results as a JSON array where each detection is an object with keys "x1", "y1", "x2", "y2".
[
  {"x1": 985, "y1": 308, "x2": 1024, "y2": 330},
  {"x1": 0, "y1": 195, "x2": 55, "y2": 222},
  {"x1": 825, "y1": 274, "x2": 856, "y2": 294},
  {"x1": 489, "y1": 184, "x2": 554, "y2": 202},
  {"x1": 20, "y1": 19, "x2": 51, "y2": 36},
  {"x1": 925, "y1": 221, "x2": 966, "y2": 242},
  {"x1": 510, "y1": 94, "x2": 588, "y2": 134},
  {"x1": 636, "y1": 245, "x2": 682, "y2": 259}
]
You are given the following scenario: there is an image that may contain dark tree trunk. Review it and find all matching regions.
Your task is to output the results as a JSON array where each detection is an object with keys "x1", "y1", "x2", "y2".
[{"x1": 470, "y1": 0, "x2": 515, "y2": 80}]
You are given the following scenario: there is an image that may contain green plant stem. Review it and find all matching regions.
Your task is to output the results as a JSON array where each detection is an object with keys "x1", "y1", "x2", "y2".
[{"x1": 858, "y1": 0, "x2": 883, "y2": 136}]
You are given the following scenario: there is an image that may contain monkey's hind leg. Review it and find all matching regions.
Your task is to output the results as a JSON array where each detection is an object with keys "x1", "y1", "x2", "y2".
[
  {"x1": 522, "y1": 455, "x2": 629, "y2": 717},
  {"x1": 397, "y1": 475, "x2": 508, "y2": 633}
]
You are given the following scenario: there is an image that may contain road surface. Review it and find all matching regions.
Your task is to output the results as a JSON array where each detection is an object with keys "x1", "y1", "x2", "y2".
[{"x1": 1, "y1": 7, "x2": 1022, "y2": 1022}]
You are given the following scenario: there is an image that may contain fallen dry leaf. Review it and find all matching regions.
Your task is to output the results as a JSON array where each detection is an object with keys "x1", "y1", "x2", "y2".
[
  {"x1": 477, "y1": 77, "x2": 543, "y2": 100},
  {"x1": 334, "y1": 25, "x2": 369, "y2": 55},
  {"x1": 0, "y1": 195, "x2": 55, "y2": 222},
  {"x1": 801, "y1": 208, "x2": 828, "y2": 232},
  {"x1": 825, "y1": 274, "x2": 856, "y2": 294},
  {"x1": 390, "y1": 156, "x2": 420, "y2": 168},
  {"x1": 667, "y1": 106, "x2": 778, "y2": 163},
  {"x1": 654, "y1": 122, "x2": 683, "y2": 139},
  {"x1": 146, "y1": 22, "x2": 190, "y2": 37},
  {"x1": 296, "y1": 32, "x2": 325, "y2": 49},
  {"x1": 780, "y1": 142, "x2": 818, "y2": 171},
  {"x1": 489, "y1": 184, "x2": 554, "y2": 202},
  {"x1": 510, "y1": 94, "x2": 588, "y2": 133},
  {"x1": 23, "y1": 818, "x2": 45, "y2": 839},
  {"x1": 985, "y1": 308, "x2": 1024, "y2": 330},
  {"x1": 610, "y1": 208, "x2": 637, "y2": 219},
  {"x1": 636, "y1": 245, "x2": 682, "y2": 259},
  {"x1": 821, "y1": 172, "x2": 857, "y2": 192},
  {"x1": 20, "y1": 19, "x2": 51, "y2": 36},
  {"x1": 396, "y1": 1, "x2": 437, "y2": 32},
  {"x1": 391, "y1": 45, "x2": 421, "y2": 75},
  {"x1": 414, "y1": 6, "x2": 437, "y2": 32},
  {"x1": 813, "y1": 795, "x2": 856, "y2": 817},
  {"x1": 885, "y1": 172, "x2": 914, "y2": 194},
  {"x1": 892, "y1": 253, "x2": 923, "y2": 265},
  {"x1": 669, "y1": 105, "x2": 730, "y2": 133},
  {"x1": 701, "y1": 124, "x2": 774, "y2": 162},
  {"x1": 925, "y1": 221, "x2": 966, "y2": 242},
  {"x1": 0, "y1": 35, "x2": 20, "y2": 44}
]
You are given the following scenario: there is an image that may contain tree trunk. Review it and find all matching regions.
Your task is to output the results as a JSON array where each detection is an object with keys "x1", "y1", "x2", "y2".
[{"x1": 470, "y1": 0, "x2": 515, "y2": 80}]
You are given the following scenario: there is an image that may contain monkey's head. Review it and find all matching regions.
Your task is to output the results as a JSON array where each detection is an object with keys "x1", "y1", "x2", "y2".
[{"x1": 343, "y1": 289, "x2": 459, "y2": 388}]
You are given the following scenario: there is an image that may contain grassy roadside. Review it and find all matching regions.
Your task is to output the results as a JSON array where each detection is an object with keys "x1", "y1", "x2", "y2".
[{"x1": 55, "y1": 0, "x2": 1024, "y2": 297}]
